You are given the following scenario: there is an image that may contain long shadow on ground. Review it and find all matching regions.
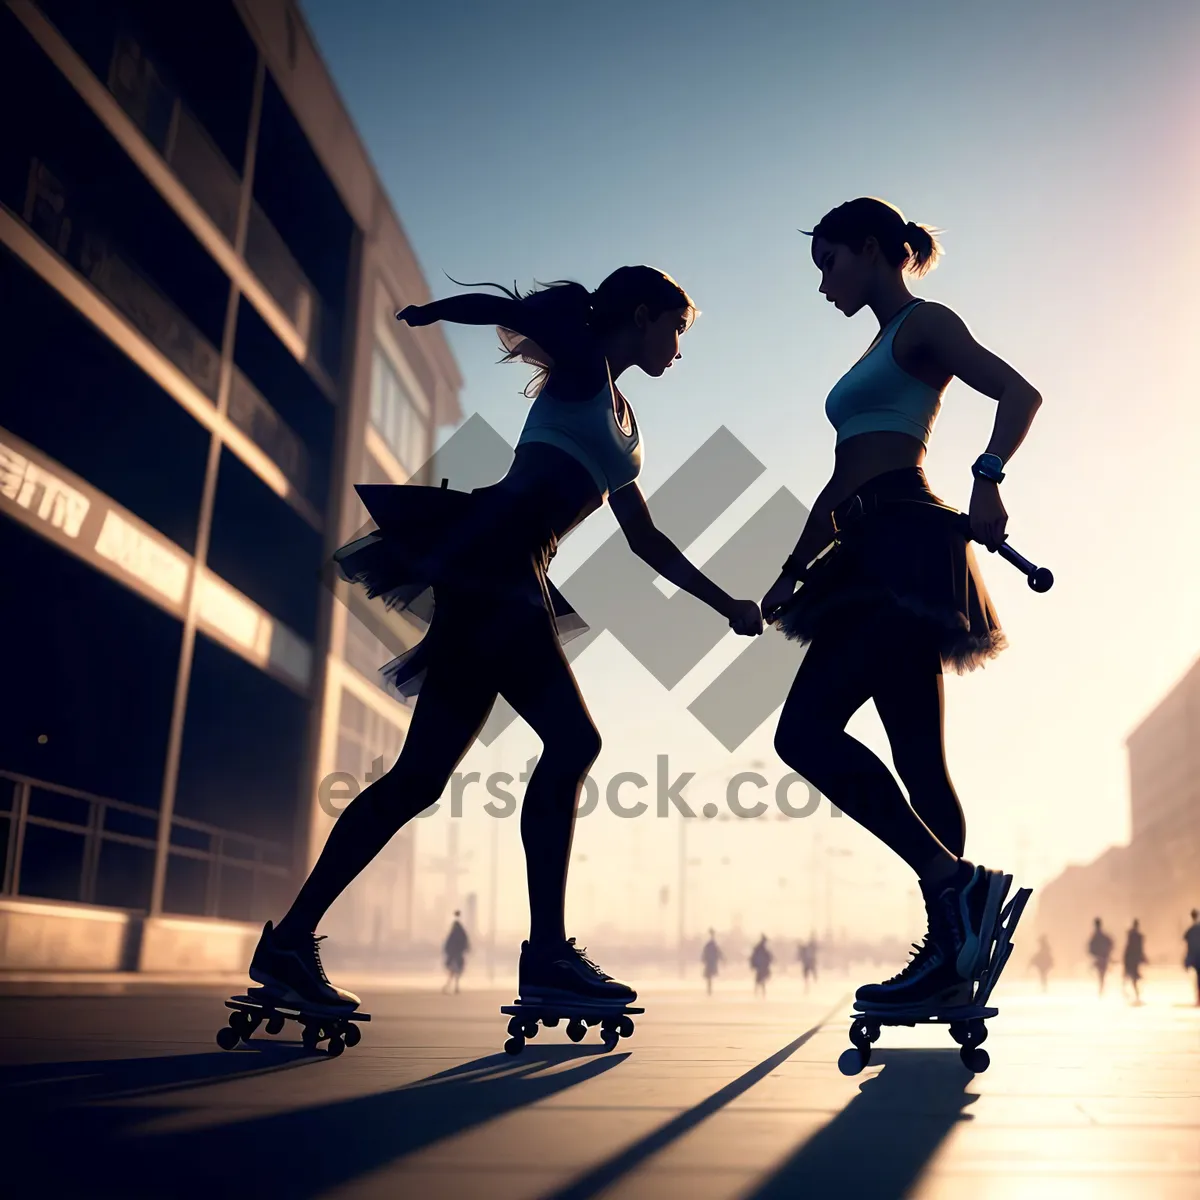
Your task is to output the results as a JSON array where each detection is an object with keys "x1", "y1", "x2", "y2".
[{"x1": 5, "y1": 1041, "x2": 628, "y2": 1197}]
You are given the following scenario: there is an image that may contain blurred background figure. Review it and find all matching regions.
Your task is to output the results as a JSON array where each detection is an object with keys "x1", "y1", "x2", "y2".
[
  {"x1": 1029, "y1": 934, "x2": 1054, "y2": 993},
  {"x1": 750, "y1": 935, "x2": 773, "y2": 998},
  {"x1": 1088, "y1": 918, "x2": 1115, "y2": 997},
  {"x1": 1122, "y1": 919, "x2": 1147, "y2": 1005},
  {"x1": 442, "y1": 910, "x2": 470, "y2": 995},
  {"x1": 797, "y1": 935, "x2": 819, "y2": 994},
  {"x1": 701, "y1": 928, "x2": 724, "y2": 996},
  {"x1": 1184, "y1": 909, "x2": 1200, "y2": 1007}
]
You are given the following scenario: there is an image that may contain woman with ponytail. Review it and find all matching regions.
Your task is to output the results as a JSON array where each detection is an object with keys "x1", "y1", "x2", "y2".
[
  {"x1": 762, "y1": 197, "x2": 1044, "y2": 1013},
  {"x1": 247, "y1": 266, "x2": 764, "y2": 1015}
]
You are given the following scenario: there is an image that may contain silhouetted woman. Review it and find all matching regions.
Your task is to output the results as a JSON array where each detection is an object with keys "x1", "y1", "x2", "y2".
[
  {"x1": 248, "y1": 267, "x2": 763, "y2": 1014},
  {"x1": 1123, "y1": 919, "x2": 1147, "y2": 1004},
  {"x1": 762, "y1": 198, "x2": 1043, "y2": 1013},
  {"x1": 750, "y1": 935, "x2": 773, "y2": 998}
]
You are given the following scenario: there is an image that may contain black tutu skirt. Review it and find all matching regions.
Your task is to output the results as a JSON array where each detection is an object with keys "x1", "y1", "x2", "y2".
[
  {"x1": 774, "y1": 467, "x2": 1006, "y2": 673},
  {"x1": 333, "y1": 481, "x2": 588, "y2": 697}
]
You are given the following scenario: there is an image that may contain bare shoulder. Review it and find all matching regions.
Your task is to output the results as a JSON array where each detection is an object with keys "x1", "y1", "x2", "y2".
[
  {"x1": 904, "y1": 301, "x2": 1037, "y2": 398},
  {"x1": 895, "y1": 301, "x2": 980, "y2": 371},
  {"x1": 905, "y1": 300, "x2": 972, "y2": 341}
]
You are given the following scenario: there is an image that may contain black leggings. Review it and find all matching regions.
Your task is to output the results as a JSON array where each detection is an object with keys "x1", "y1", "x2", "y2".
[
  {"x1": 773, "y1": 606, "x2": 966, "y2": 873},
  {"x1": 280, "y1": 594, "x2": 600, "y2": 946}
]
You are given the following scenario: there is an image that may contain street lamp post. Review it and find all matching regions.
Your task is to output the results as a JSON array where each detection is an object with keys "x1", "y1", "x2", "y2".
[
  {"x1": 487, "y1": 808, "x2": 499, "y2": 982},
  {"x1": 825, "y1": 846, "x2": 853, "y2": 945},
  {"x1": 678, "y1": 758, "x2": 765, "y2": 979}
]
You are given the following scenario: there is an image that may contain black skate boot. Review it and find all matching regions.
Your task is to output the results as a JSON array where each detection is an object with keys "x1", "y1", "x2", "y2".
[
  {"x1": 854, "y1": 935, "x2": 972, "y2": 1012},
  {"x1": 248, "y1": 921, "x2": 360, "y2": 1013},
  {"x1": 518, "y1": 937, "x2": 637, "y2": 1007},
  {"x1": 924, "y1": 861, "x2": 1010, "y2": 982}
]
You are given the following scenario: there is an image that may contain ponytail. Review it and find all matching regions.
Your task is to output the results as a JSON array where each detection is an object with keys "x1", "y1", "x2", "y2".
[{"x1": 901, "y1": 221, "x2": 940, "y2": 277}]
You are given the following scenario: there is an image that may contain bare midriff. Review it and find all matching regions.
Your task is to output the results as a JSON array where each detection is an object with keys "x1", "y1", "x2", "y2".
[{"x1": 827, "y1": 430, "x2": 927, "y2": 506}]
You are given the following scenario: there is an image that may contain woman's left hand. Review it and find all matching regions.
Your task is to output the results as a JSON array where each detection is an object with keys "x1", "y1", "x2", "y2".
[
  {"x1": 396, "y1": 304, "x2": 430, "y2": 326},
  {"x1": 969, "y1": 480, "x2": 1009, "y2": 551}
]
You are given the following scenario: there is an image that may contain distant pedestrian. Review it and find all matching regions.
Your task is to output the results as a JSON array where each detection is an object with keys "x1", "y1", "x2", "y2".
[
  {"x1": 443, "y1": 911, "x2": 470, "y2": 994},
  {"x1": 1029, "y1": 934, "x2": 1053, "y2": 992},
  {"x1": 1087, "y1": 917, "x2": 1114, "y2": 996},
  {"x1": 750, "y1": 935, "x2": 773, "y2": 998},
  {"x1": 1122, "y1": 919, "x2": 1147, "y2": 1005},
  {"x1": 797, "y1": 937, "x2": 819, "y2": 993},
  {"x1": 1182, "y1": 909, "x2": 1200, "y2": 1007},
  {"x1": 701, "y1": 929, "x2": 724, "y2": 996}
]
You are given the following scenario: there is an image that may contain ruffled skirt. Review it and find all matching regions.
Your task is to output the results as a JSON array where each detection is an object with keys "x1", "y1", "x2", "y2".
[
  {"x1": 333, "y1": 482, "x2": 588, "y2": 697},
  {"x1": 774, "y1": 467, "x2": 1005, "y2": 673}
]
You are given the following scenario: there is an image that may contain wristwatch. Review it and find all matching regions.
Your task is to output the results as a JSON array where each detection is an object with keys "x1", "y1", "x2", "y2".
[{"x1": 971, "y1": 453, "x2": 1006, "y2": 484}]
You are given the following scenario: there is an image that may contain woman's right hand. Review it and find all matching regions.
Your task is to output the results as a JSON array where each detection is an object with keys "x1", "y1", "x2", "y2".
[
  {"x1": 761, "y1": 573, "x2": 798, "y2": 624},
  {"x1": 726, "y1": 598, "x2": 764, "y2": 637}
]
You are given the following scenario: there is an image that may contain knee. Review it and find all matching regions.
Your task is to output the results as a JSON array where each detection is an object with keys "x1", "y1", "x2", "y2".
[
  {"x1": 366, "y1": 758, "x2": 449, "y2": 821},
  {"x1": 545, "y1": 718, "x2": 602, "y2": 775},
  {"x1": 773, "y1": 717, "x2": 826, "y2": 776}
]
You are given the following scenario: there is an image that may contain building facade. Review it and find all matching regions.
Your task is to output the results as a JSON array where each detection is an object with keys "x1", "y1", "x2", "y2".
[
  {"x1": 0, "y1": 0, "x2": 461, "y2": 972},
  {"x1": 1032, "y1": 654, "x2": 1200, "y2": 967}
]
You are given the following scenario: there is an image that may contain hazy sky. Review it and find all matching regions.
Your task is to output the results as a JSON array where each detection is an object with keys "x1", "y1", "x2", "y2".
[{"x1": 302, "y1": 0, "x2": 1200, "y2": 943}]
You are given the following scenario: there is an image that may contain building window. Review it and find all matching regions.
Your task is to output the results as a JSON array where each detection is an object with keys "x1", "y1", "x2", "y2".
[{"x1": 369, "y1": 347, "x2": 428, "y2": 474}]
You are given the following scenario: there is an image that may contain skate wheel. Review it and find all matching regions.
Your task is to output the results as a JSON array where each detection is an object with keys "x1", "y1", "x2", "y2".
[
  {"x1": 343, "y1": 1023, "x2": 362, "y2": 1048},
  {"x1": 543, "y1": 1016, "x2": 561, "y2": 1028},
  {"x1": 327, "y1": 1036, "x2": 345, "y2": 1057},
  {"x1": 849, "y1": 1020, "x2": 877, "y2": 1050},
  {"x1": 302, "y1": 1024, "x2": 321, "y2": 1051},
  {"x1": 503, "y1": 1036, "x2": 525, "y2": 1056},
  {"x1": 566, "y1": 1020, "x2": 586, "y2": 1042},
  {"x1": 951, "y1": 1020, "x2": 987, "y2": 1048},
  {"x1": 521, "y1": 1021, "x2": 539, "y2": 1039},
  {"x1": 506, "y1": 1016, "x2": 524, "y2": 1038},
  {"x1": 216, "y1": 1026, "x2": 241, "y2": 1051},
  {"x1": 838, "y1": 1047, "x2": 869, "y2": 1076},
  {"x1": 960, "y1": 1046, "x2": 990, "y2": 1073},
  {"x1": 600, "y1": 1029, "x2": 620, "y2": 1052},
  {"x1": 266, "y1": 1016, "x2": 285, "y2": 1036},
  {"x1": 616, "y1": 1016, "x2": 635, "y2": 1039}
]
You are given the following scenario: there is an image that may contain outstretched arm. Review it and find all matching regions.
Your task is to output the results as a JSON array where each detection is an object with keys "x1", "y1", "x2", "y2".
[
  {"x1": 399, "y1": 293, "x2": 531, "y2": 331},
  {"x1": 609, "y1": 483, "x2": 763, "y2": 635},
  {"x1": 399, "y1": 293, "x2": 585, "y2": 376}
]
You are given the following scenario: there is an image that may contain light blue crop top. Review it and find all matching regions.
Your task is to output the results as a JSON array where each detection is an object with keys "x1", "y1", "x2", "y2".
[
  {"x1": 824, "y1": 299, "x2": 945, "y2": 447},
  {"x1": 516, "y1": 361, "x2": 643, "y2": 498}
]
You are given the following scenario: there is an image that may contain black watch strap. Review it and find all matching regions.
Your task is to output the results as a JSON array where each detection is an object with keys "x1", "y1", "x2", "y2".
[{"x1": 972, "y1": 453, "x2": 1006, "y2": 484}]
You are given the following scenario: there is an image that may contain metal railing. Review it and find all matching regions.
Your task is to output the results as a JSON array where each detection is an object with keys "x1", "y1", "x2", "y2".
[{"x1": 0, "y1": 769, "x2": 290, "y2": 918}]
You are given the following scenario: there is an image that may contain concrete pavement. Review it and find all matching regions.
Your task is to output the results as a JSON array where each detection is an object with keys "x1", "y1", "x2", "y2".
[{"x1": 1, "y1": 970, "x2": 1197, "y2": 1198}]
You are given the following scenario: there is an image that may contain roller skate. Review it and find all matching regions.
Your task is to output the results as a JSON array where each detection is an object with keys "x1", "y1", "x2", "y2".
[
  {"x1": 839, "y1": 877, "x2": 1032, "y2": 1076},
  {"x1": 500, "y1": 937, "x2": 643, "y2": 1056},
  {"x1": 213, "y1": 922, "x2": 369, "y2": 1057}
]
